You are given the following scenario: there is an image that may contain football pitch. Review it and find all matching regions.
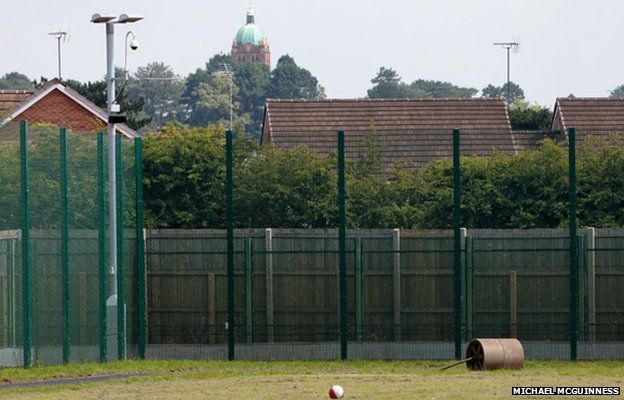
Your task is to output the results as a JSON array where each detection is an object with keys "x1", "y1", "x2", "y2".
[{"x1": 1, "y1": 360, "x2": 622, "y2": 399}]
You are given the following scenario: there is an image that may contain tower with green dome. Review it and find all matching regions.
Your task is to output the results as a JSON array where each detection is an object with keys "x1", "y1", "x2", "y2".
[{"x1": 231, "y1": 6, "x2": 271, "y2": 67}]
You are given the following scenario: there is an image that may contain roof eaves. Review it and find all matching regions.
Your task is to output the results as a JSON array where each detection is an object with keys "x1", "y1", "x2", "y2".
[{"x1": 0, "y1": 79, "x2": 138, "y2": 139}]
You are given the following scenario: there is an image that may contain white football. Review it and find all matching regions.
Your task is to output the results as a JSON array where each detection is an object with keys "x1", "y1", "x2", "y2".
[{"x1": 329, "y1": 384, "x2": 344, "y2": 399}]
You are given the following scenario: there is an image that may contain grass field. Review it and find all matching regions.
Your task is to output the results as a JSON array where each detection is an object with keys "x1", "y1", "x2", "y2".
[{"x1": 1, "y1": 360, "x2": 623, "y2": 399}]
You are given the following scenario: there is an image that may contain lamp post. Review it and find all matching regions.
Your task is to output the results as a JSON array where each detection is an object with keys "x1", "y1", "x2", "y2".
[{"x1": 91, "y1": 12, "x2": 143, "y2": 359}]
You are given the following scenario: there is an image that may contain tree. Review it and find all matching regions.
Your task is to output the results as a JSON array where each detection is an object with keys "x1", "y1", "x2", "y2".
[
  {"x1": 234, "y1": 62, "x2": 270, "y2": 136},
  {"x1": 127, "y1": 62, "x2": 185, "y2": 128},
  {"x1": 181, "y1": 53, "x2": 233, "y2": 121},
  {"x1": 367, "y1": 67, "x2": 419, "y2": 98},
  {"x1": 610, "y1": 84, "x2": 624, "y2": 98},
  {"x1": 234, "y1": 145, "x2": 337, "y2": 228},
  {"x1": 143, "y1": 122, "x2": 256, "y2": 228},
  {"x1": 367, "y1": 67, "x2": 477, "y2": 99},
  {"x1": 190, "y1": 74, "x2": 251, "y2": 130},
  {"x1": 508, "y1": 99, "x2": 553, "y2": 130},
  {"x1": 0, "y1": 72, "x2": 33, "y2": 90},
  {"x1": 481, "y1": 82, "x2": 524, "y2": 104},
  {"x1": 267, "y1": 55, "x2": 322, "y2": 99},
  {"x1": 409, "y1": 79, "x2": 477, "y2": 98},
  {"x1": 578, "y1": 136, "x2": 624, "y2": 227}
]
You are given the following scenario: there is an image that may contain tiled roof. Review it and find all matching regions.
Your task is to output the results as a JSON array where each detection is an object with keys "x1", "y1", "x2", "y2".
[
  {"x1": 552, "y1": 98, "x2": 624, "y2": 143},
  {"x1": 0, "y1": 90, "x2": 33, "y2": 117},
  {"x1": 262, "y1": 98, "x2": 516, "y2": 170},
  {"x1": 1, "y1": 78, "x2": 138, "y2": 138},
  {"x1": 512, "y1": 130, "x2": 560, "y2": 151}
]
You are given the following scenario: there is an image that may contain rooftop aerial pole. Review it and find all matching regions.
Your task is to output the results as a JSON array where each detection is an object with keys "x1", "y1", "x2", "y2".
[
  {"x1": 48, "y1": 30, "x2": 68, "y2": 80},
  {"x1": 493, "y1": 41, "x2": 519, "y2": 105},
  {"x1": 214, "y1": 63, "x2": 234, "y2": 131}
]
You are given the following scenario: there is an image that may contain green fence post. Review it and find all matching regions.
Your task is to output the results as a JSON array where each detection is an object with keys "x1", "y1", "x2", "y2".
[
  {"x1": 465, "y1": 236, "x2": 473, "y2": 341},
  {"x1": 19, "y1": 120, "x2": 32, "y2": 368},
  {"x1": 115, "y1": 135, "x2": 126, "y2": 360},
  {"x1": 245, "y1": 237, "x2": 253, "y2": 344},
  {"x1": 453, "y1": 128, "x2": 462, "y2": 360},
  {"x1": 355, "y1": 237, "x2": 363, "y2": 343},
  {"x1": 135, "y1": 137, "x2": 146, "y2": 359},
  {"x1": 568, "y1": 127, "x2": 578, "y2": 361},
  {"x1": 338, "y1": 131, "x2": 347, "y2": 360},
  {"x1": 226, "y1": 130, "x2": 235, "y2": 361},
  {"x1": 97, "y1": 132, "x2": 107, "y2": 362},
  {"x1": 60, "y1": 127, "x2": 71, "y2": 364}
]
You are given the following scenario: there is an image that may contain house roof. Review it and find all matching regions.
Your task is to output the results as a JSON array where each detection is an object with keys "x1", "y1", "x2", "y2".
[
  {"x1": 0, "y1": 89, "x2": 33, "y2": 117},
  {"x1": 0, "y1": 78, "x2": 138, "y2": 138},
  {"x1": 262, "y1": 98, "x2": 516, "y2": 170},
  {"x1": 551, "y1": 97, "x2": 624, "y2": 143}
]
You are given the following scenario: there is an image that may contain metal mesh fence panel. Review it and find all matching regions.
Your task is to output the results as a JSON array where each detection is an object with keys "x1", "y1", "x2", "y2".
[
  {"x1": 237, "y1": 230, "x2": 342, "y2": 360},
  {"x1": 0, "y1": 122, "x2": 139, "y2": 367},
  {"x1": 145, "y1": 231, "x2": 255, "y2": 360},
  {"x1": 0, "y1": 122, "x2": 22, "y2": 367},
  {"x1": 471, "y1": 230, "x2": 570, "y2": 359},
  {"x1": 592, "y1": 229, "x2": 624, "y2": 342},
  {"x1": 121, "y1": 138, "x2": 138, "y2": 359},
  {"x1": 66, "y1": 131, "x2": 101, "y2": 363},
  {"x1": 29, "y1": 125, "x2": 63, "y2": 365}
]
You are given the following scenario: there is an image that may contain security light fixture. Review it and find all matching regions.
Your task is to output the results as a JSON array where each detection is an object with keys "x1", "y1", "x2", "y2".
[
  {"x1": 91, "y1": 13, "x2": 115, "y2": 23},
  {"x1": 117, "y1": 14, "x2": 144, "y2": 24}
]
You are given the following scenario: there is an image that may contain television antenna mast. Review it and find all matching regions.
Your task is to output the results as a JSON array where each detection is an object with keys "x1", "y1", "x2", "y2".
[
  {"x1": 213, "y1": 63, "x2": 234, "y2": 131},
  {"x1": 493, "y1": 40, "x2": 520, "y2": 105},
  {"x1": 49, "y1": 26, "x2": 70, "y2": 80}
]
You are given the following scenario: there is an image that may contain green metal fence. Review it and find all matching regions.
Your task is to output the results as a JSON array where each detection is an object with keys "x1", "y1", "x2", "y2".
[
  {"x1": 2, "y1": 125, "x2": 623, "y2": 367},
  {"x1": 0, "y1": 121, "x2": 145, "y2": 367}
]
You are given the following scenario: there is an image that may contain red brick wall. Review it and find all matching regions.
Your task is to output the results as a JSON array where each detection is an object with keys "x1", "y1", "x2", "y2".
[{"x1": 18, "y1": 89, "x2": 107, "y2": 132}]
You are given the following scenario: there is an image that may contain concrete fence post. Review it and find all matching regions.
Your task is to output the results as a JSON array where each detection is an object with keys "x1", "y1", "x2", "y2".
[
  {"x1": 586, "y1": 227, "x2": 596, "y2": 342},
  {"x1": 265, "y1": 228, "x2": 274, "y2": 343},
  {"x1": 393, "y1": 228, "x2": 401, "y2": 342}
]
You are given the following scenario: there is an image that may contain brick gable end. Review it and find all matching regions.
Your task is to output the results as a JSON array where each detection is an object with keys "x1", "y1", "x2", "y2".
[{"x1": 19, "y1": 89, "x2": 107, "y2": 132}]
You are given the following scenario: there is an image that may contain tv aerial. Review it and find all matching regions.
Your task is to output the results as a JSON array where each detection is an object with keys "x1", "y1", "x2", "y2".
[
  {"x1": 48, "y1": 25, "x2": 71, "y2": 80},
  {"x1": 493, "y1": 38, "x2": 521, "y2": 105}
]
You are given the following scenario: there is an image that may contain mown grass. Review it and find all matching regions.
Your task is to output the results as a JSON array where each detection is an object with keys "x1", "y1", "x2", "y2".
[{"x1": 1, "y1": 360, "x2": 623, "y2": 399}]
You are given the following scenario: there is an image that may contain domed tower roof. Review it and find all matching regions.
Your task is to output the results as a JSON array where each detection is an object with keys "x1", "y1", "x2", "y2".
[{"x1": 235, "y1": 7, "x2": 265, "y2": 46}]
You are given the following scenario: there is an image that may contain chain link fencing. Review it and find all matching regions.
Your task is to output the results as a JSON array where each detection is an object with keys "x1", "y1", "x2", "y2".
[{"x1": 2, "y1": 125, "x2": 623, "y2": 367}]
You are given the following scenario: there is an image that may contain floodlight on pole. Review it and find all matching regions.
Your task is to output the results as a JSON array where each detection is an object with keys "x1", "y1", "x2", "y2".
[
  {"x1": 493, "y1": 41, "x2": 520, "y2": 105},
  {"x1": 117, "y1": 14, "x2": 144, "y2": 24},
  {"x1": 91, "y1": 12, "x2": 143, "y2": 360},
  {"x1": 213, "y1": 63, "x2": 234, "y2": 131}
]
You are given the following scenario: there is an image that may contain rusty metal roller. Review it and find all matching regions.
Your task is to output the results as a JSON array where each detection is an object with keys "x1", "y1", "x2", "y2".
[{"x1": 465, "y1": 338, "x2": 524, "y2": 370}]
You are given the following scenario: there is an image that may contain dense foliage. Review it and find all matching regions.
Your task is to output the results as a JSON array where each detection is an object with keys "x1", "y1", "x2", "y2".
[
  {"x1": 141, "y1": 124, "x2": 624, "y2": 229},
  {"x1": 610, "y1": 84, "x2": 624, "y2": 98},
  {"x1": 481, "y1": 81, "x2": 524, "y2": 104},
  {"x1": 0, "y1": 72, "x2": 34, "y2": 90},
  {"x1": 508, "y1": 99, "x2": 553, "y2": 130},
  {"x1": 367, "y1": 67, "x2": 478, "y2": 99}
]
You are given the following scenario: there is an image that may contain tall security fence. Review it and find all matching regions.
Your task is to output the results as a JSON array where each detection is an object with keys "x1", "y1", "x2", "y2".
[
  {"x1": 2, "y1": 125, "x2": 623, "y2": 367},
  {"x1": 144, "y1": 228, "x2": 623, "y2": 361},
  {"x1": 0, "y1": 121, "x2": 144, "y2": 367}
]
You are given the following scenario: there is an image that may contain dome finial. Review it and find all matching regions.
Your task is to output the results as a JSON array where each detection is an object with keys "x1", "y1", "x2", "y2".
[{"x1": 246, "y1": 4, "x2": 255, "y2": 24}]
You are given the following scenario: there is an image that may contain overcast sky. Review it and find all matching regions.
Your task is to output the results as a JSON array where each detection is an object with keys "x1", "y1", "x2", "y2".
[{"x1": 1, "y1": 0, "x2": 622, "y2": 106}]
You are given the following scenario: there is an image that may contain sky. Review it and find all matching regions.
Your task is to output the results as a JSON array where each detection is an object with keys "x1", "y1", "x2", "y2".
[{"x1": 1, "y1": 0, "x2": 622, "y2": 106}]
